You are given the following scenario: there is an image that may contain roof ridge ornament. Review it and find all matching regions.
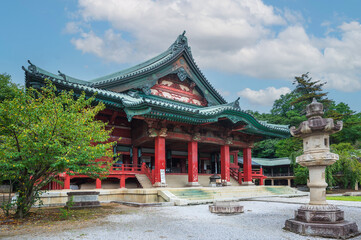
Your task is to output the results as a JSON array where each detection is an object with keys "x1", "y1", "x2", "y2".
[
  {"x1": 58, "y1": 70, "x2": 67, "y2": 81},
  {"x1": 170, "y1": 31, "x2": 189, "y2": 53},
  {"x1": 226, "y1": 97, "x2": 241, "y2": 109},
  {"x1": 27, "y1": 60, "x2": 38, "y2": 74}
]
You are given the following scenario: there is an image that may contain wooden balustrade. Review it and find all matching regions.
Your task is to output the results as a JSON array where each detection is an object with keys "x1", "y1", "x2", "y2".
[{"x1": 141, "y1": 163, "x2": 154, "y2": 184}]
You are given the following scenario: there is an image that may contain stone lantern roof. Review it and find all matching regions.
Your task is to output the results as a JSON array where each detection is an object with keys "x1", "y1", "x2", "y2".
[{"x1": 290, "y1": 98, "x2": 343, "y2": 137}]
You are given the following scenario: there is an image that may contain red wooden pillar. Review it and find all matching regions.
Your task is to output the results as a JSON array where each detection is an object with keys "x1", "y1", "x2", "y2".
[
  {"x1": 120, "y1": 175, "x2": 126, "y2": 188},
  {"x1": 64, "y1": 174, "x2": 70, "y2": 190},
  {"x1": 243, "y1": 148, "x2": 254, "y2": 185},
  {"x1": 220, "y1": 145, "x2": 231, "y2": 186},
  {"x1": 96, "y1": 178, "x2": 102, "y2": 189},
  {"x1": 154, "y1": 136, "x2": 166, "y2": 187},
  {"x1": 187, "y1": 141, "x2": 200, "y2": 187}
]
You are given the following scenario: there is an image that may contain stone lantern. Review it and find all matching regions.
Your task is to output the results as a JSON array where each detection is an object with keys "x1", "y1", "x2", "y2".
[{"x1": 284, "y1": 98, "x2": 359, "y2": 238}]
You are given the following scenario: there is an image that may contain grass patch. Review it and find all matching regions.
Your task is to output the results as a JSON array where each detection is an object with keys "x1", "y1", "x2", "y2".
[{"x1": 326, "y1": 196, "x2": 361, "y2": 202}]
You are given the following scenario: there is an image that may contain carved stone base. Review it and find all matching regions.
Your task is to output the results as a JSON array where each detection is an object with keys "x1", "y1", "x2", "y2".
[
  {"x1": 209, "y1": 201, "x2": 244, "y2": 214},
  {"x1": 241, "y1": 181, "x2": 255, "y2": 186},
  {"x1": 222, "y1": 181, "x2": 232, "y2": 186},
  {"x1": 186, "y1": 182, "x2": 201, "y2": 187},
  {"x1": 284, "y1": 205, "x2": 359, "y2": 239}
]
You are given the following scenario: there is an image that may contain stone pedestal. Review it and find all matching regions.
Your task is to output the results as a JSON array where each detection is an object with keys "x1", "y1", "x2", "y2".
[
  {"x1": 186, "y1": 182, "x2": 201, "y2": 187},
  {"x1": 66, "y1": 191, "x2": 100, "y2": 209},
  {"x1": 285, "y1": 205, "x2": 359, "y2": 238},
  {"x1": 241, "y1": 181, "x2": 255, "y2": 186},
  {"x1": 209, "y1": 201, "x2": 244, "y2": 214}
]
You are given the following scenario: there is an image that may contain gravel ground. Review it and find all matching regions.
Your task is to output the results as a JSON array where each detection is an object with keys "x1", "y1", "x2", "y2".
[{"x1": 3, "y1": 200, "x2": 361, "y2": 240}]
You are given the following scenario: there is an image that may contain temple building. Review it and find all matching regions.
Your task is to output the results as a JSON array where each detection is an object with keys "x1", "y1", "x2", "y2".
[{"x1": 23, "y1": 32, "x2": 289, "y2": 190}]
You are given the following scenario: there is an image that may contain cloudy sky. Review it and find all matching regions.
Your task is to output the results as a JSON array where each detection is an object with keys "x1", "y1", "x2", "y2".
[{"x1": 1, "y1": 0, "x2": 361, "y2": 112}]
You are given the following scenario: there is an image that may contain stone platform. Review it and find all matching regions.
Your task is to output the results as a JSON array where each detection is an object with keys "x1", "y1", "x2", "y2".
[{"x1": 284, "y1": 204, "x2": 359, "y2": 239}]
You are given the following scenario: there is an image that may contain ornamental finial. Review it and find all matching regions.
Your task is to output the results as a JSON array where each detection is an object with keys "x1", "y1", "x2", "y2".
[{"x1": 306, "y1": 98, "x2": 324, "y2": 119}]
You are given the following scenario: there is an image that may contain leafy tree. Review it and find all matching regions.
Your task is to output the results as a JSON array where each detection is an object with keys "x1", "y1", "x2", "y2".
[
  {"x1": 252, "y1": 139, "x2": 279, "y2": 158},
  {"x1": 275, "y1": 137, "x2": 303, "y2": 158},
  {"x1": 291, "y1": 72, "x2": 332, "y2": 110},
  {"x1": 0, "y1": 73, "x2": 19, "y2": 102},
  {"x1": 0, "y1": 81, "x2": 114, "y2": 218},
  {"x1": 327, "y1": 143, "x2": 361, "y2": 189}
]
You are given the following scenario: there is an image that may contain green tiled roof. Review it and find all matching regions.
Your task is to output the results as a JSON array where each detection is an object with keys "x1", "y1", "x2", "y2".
[
  {"x1": 252, "y1": 158, "x2": 291, "y2": 166},
  {"x1": 23, "y1": 32, "x2": 291, "y2": 138}
]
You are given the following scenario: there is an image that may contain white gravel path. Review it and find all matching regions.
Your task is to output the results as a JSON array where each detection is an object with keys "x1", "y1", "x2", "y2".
[{"x1": 4, "y1": 200, "x2": 361, "y2": 240}]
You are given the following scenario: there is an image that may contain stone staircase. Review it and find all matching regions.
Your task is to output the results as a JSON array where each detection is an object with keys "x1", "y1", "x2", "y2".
[
  {"x1": 135, "y1": 174, "x2": 153, "y2": 188},
  {"x1": 165, "y1": 174, "x2": 241, "y2": 188},
  {"x1": 159, "y1": 186, "x2": 306, "y2": 205}
]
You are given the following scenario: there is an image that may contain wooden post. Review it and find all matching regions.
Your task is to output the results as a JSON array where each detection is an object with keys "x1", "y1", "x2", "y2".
[
  {"x1": 96, "y1": 178, "x2": 102, "y2": 189},
  {"x1": 187, "y1": 141, "x2": 200, "y2": 187},
  {"x1": 120, "y1": 175, "x2": 126, "y2": 188},
  {"x1": 221, "y1": 145, "x2": 231, "y2": 186},
  {"x1": 154, "y1": 136, "x2": 166, "y2": 187},
  {"x1": 64, "y1": 174, "x2": 70, "y2": 189},
  {"x1": 242, "y1": 148, "x2": 254, "y2": 185}
]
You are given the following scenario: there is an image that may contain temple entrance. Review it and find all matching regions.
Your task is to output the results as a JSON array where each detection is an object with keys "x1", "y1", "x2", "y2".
[{"x1": 167, "y1": 157, "x2": 186, "y2": 173}]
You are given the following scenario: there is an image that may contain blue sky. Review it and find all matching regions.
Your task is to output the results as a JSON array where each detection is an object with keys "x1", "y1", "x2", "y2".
[{"x1": 1, "y1": 0, "x2": 361, "y2": 113}]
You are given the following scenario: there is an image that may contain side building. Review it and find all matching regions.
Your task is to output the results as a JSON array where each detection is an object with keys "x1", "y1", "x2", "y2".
[{"x1": 23, "y1": 32, "x2": 290, "y2": 189}]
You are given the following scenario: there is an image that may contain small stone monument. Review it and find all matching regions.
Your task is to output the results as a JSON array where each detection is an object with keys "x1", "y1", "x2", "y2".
[
  {"x1": 209, "y1": 174, "x2": 221, "y2": 187},
  {"x1": 209, "y1": 201, "x2": 244, "y2": 214},
  {"x1": 66, "y1": 191, "x2": 101, "y2": 209},
  {"x1": 284, "y1": 99, "x2": 359, "y2": 238}
]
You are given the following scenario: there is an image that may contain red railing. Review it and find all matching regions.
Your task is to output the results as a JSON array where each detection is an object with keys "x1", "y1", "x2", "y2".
[
  {"x1": 111, "y1": 163, "x2": 142, "y2": 173},
  {"x1": 238, "y1": 168, "x2": 267, "y2": 184},
  {"x1": 230, "y1": 167, "x2": 239, "y2": 181},
  {"x1": 141, "y1": 163, "x2": 154, "y2": 184}
]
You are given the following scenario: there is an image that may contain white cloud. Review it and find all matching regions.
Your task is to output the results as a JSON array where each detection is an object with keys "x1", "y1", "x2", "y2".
[
  {"x1": 67, "y1": 0, "x2": 361, "y2": 92},
  {"x1": 238, "y1": 87, "x2": 291, "y2": 106}
]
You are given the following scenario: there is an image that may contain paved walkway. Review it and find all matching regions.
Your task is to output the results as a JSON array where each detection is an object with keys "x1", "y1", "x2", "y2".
[{"x1": 3, "y1": 196, "x2": 361, "y2": 240}]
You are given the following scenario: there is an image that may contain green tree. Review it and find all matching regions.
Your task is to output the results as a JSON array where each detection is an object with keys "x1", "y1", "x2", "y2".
[
  {"x1": 0, "y1": 73, "x2": 19, "y2": 102},
  {"x1": 327, "y1": 143, "x2": 361, "y2": 189},
  {"x1": 291, "y1": 72, "x2": 332, "y2": 110},
  {"x1": 252, "y1": 139, "x2": 279, "y2": 158},
  {"x1": 0, "y1": 81, "x2": 114, "y2": 218}
]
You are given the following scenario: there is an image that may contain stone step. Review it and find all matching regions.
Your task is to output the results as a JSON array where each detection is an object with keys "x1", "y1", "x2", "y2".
[
  {"x1": 135, "y1": 174, "x2": 153, "y2": 188},
  {"x1": 165, "y1": 174, "x2": 241, "y2": 188}
]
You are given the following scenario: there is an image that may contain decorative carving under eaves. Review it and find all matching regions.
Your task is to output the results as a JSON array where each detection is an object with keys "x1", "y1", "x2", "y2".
[
  {"x1": 192, "y1": 132, "x2": 201, "y2": 141},
  {"x1": 159, "y1": 128, "x2": 168, "y2": 137},
  {"x1": 177, "y1": 67, "x2": 188, "y2": 81},
  {"x1": 148, "y1": 128, "x2": 158, "y2": 137},
  {"x1": 225, "y1": 137, "x2": 233, "y2": 145}
]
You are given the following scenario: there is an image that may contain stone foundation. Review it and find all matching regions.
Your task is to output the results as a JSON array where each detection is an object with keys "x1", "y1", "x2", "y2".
[{"x1": 284, "y1": 205, "x2": 359, "y2": 239}]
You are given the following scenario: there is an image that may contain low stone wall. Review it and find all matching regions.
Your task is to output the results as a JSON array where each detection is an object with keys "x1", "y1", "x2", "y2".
[{"x1": 37, "y1": 189, "x2": 164, "y2": 207}]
